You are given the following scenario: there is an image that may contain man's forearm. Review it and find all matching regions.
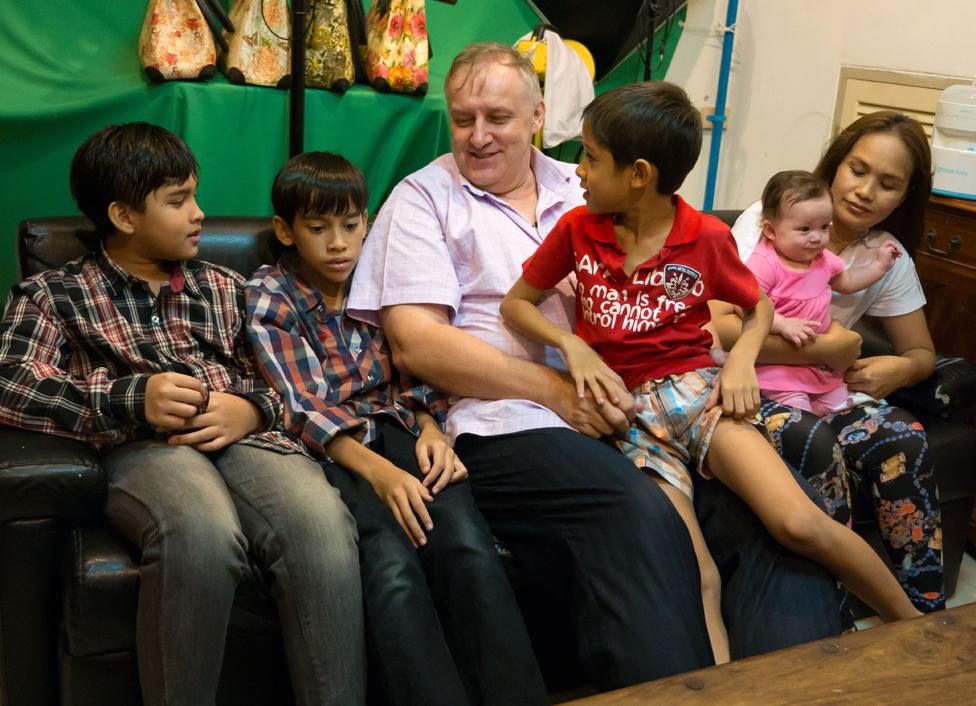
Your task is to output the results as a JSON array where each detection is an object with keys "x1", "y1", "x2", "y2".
[{"x1": 386, "y1": 316, "x2": 566, "y2": 409}]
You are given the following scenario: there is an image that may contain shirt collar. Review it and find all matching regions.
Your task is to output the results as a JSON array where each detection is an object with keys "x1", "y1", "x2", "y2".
[
  {"x1": 95, "y1": 246, "x2": 196, "y2": 298},
  {"x1": 279, "y1": 251, "x2": 346, "y2": 315},
  {"x1": 586, "y1": 195, "x2": 702, "y2": 248}
]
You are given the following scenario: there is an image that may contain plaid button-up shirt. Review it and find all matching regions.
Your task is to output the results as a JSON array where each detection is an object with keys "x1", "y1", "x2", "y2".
[
  {"x1": 0, "y1": 247, "x2": 305, "y2": 455},
  {"x1": 245, "y1": 253, "x2": 446, "y2": 460}
]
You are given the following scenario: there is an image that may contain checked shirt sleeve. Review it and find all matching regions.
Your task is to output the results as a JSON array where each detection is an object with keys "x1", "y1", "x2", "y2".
[
  {"x1": 245, "y1": 283, "x2": 367, "y2": 459},
  {"x1": 0, "y1": 291, "x2": 149, "y2": 447}
]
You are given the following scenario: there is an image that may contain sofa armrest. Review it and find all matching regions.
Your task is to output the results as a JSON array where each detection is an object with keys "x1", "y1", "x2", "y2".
[
  {"x1": 0, "y1": 428, "x2": 105, "y2": 524},
  {"x1": 888, "y1": 357, "x2": 976, "y2": 419}
]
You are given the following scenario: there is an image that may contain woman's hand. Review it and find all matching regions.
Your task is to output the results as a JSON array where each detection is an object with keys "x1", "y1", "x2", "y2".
[
  {"x1": 415, "y1": 423, "x2": 468, "y2": 496},
  {"x1": 560, "y1": 333, "x2": 628, "y2": 405},
  {"x1": 844, "y1": 355, "x2": 915, "y2": 399}
]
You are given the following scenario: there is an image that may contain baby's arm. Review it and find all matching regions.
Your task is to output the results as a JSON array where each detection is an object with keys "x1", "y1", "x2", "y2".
[
  {"x1": 500, "y1": 277, "x2": 626, "y2": 404},
  {"x1": 770, "y1": 312, "x2": 821, "y2": 346},
  {"x1": 830, "y1": 240, "x2": 900, "y2": 294}
]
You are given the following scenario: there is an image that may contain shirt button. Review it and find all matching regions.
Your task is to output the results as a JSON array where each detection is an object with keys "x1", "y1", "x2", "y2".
[{"x1": 150, "y1": 314, "x2": 161, "y2": 325}]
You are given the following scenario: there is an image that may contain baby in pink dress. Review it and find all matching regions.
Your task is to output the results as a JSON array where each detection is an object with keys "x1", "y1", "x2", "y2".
[{"x1": 746, "y1": 171, "x2": 900, "y2": 415}]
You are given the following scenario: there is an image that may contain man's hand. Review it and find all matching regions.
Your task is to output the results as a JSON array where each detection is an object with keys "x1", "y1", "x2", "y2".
[
  {"x1": 366, "y1": 462, "x2": 434, "y2": 549},
  {"x1": 166, "y1": 392, "x2": 262, "y2": 452},
  {"x1": 549, "y1": 374, "x2": 634, "y2": 438},
  {"x1": 145, "y1": 372, "x2": 207, "y2": 429},
  {"x1": 415, "y1": 423, "x2": 468, "y2": 496}
]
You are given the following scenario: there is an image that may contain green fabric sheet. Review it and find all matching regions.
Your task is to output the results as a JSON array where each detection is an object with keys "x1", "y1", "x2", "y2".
[{"x1": 0, "y1": 1, "x2": 540, "y2": 294}]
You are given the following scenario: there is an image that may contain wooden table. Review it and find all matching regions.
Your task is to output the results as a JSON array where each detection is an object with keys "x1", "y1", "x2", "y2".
[{"x1": 565, "y1": 602, "x2": 976, "y2": 705}]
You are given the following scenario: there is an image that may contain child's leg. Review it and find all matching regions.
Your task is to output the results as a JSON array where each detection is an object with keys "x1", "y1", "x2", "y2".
[
  {"x1": 706, "y1": 418, "x2": 920, "y2": 622},
  {"x1": 808, "y1": 385, "x2": 853, "y2": 417},
  {"x1": 763, "y1": 389, "x2": 815, "y2": 414},
  {"x1": 653, "y1": 478, "x2": 729, "y2": 664}
]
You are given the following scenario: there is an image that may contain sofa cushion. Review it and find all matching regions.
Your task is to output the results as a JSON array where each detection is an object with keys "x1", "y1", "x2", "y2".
[{"x1": 62, "y1": 526, "x2": 283, "y2": 658}]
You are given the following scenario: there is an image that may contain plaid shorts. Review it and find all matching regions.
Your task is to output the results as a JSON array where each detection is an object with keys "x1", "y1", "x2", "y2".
[{"x1": 616, "y1": 367, "x2": 723, "y2": 499}]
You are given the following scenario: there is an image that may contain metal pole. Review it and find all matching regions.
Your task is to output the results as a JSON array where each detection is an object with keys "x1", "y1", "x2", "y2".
[
  {"x1": 702, "y1": 0, "x2": 738, "y2": 211},
  {"x1": 289, "y1": 0, "x2": 307, "y2": 157}
]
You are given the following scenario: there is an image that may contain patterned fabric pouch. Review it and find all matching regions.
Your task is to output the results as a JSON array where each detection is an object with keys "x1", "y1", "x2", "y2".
[
  {"x1": 363, "y1": 0, "x2": 430, "y2": 95},
  {"x1": 306, "y1": 0, "x2": 367, "y2": 92},
  {"x1": 139, "y1": 0, "x2": 218, "y2": 81},
  {"x1": 220, "y1": 0, "x2": 291, "y2": 88}
]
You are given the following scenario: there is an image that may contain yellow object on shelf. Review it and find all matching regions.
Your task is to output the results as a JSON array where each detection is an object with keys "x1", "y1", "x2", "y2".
[{"x1": 516, "y1": 26, "x2": 595, "y2": 149}]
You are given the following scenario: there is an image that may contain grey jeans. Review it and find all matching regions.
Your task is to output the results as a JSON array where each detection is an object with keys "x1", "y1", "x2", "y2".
[{"x1": 102, "y1": 440, "x2": 364, "y2": 706}]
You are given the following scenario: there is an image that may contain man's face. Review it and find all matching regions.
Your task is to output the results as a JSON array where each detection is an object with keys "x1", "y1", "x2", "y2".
[{"x1": 447, "y1": 62, "x2": 544, "y2": 195}]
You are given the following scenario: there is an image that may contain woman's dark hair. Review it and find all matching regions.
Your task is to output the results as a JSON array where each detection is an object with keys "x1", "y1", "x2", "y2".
[
  {"x1": 761, "y1": 170, "x2": 831, "y2": 221},
  {"x1": 814, "y1": 111, "x2": 932, "y2": 256},
  {"x1": 582, "y1": 81, "x2": 702, "y2": 195},
  {"x1": 271, "y1": 151, "x2": 368, "y2": 225},
  {"x1": 69, "y1": 122, "x2": 198, "y2": 235}
]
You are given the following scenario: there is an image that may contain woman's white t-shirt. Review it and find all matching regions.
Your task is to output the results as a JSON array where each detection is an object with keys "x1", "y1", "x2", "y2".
[{"x1": 730, "y1": 200, "x2": 927, "y2": 328}]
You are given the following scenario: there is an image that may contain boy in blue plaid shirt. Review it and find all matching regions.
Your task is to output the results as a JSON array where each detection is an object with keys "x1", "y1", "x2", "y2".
[
  {"x1": 0, "y1": 124, "x2": 363, "y2": 706},
  {"x1": 245, "y1": 151, "x2": 546, "y2": 706}
]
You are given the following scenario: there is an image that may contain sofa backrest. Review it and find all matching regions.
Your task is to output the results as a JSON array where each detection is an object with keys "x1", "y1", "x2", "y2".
[{"x1": 17, "y1": 216, "x2": 280, "y2": 280}]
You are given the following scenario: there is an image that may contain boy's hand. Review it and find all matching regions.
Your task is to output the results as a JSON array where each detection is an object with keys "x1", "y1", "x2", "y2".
[
  {"x1": 415, "y1": 424, "x2": 468, "y2": 496},
  {"x1": 560, "y1": 333, "x2": 628, "y2": 405},
  {"x1": 145, "y1": 372, "x2": 208, "y2": 428},
  {"x1": 706, "y1": 356, "x2": 761, "y2": 418},
  {"x1": 166, "y1": 392, "x2": 262, "y2": 452},
  {"x1": 877, "y1": 240, "x2": 901, "y2": 271},
  {"x1": 367, "y1": 462, "x2": 434, "y2": 549},
  {"x1": 776, "y1": 317, "x2": 820, "y2": 347}
]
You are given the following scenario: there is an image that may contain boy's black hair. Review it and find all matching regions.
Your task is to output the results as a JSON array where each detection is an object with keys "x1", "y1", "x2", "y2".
[
  {"x1": 69, "y1": 122, "x2": 199, "y2": 235},
  {"x1": 271, "y1": 152, "x2": 368, "y2": 226},
  {"x1": 582, "y1": 81, "x2": 702, "y2": 195}
]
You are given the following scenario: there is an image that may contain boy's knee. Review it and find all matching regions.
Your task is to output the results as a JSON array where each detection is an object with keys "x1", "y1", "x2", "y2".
[
  {"x1": 699, "y1": 554, "x2": 723, "y2": 602},
  {"x1": 154, "y1": 511, "x2": 249, "y2": 579},
  {"x1": 768, "y1": 509, "x2": 830, "y2": 557}
]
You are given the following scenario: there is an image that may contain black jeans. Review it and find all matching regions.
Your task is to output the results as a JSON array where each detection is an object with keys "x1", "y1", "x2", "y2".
[
  {"x1": 456, "y1": 427, "x2": 841, "y2": 691},
  {"x1": 325, "y1": 417, "x2": 547, "y2": 706}
]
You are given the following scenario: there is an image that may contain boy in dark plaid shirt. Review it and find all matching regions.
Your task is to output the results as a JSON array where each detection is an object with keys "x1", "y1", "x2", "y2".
[
  {"x1": 0, "y1": 124, "x2": 364, "y2": 706},
  {"x1": 245, "y1": 152, "x2": 546, "y2": 706}
]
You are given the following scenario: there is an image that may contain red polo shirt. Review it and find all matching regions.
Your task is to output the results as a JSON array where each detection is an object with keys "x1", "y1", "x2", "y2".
[{"x1": 522, "y1": 197, "x2": 759, "y2": 388}]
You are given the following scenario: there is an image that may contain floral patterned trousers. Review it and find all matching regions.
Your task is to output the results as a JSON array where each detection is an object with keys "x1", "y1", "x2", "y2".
[{"x1": 758, "y1": 399, "x2": 945, "y2": 612}]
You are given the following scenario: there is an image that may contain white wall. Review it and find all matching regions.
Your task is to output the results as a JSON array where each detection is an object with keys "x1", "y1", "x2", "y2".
[{"x1": 668, "y1": 0, "x2": 976, "y2": 210}]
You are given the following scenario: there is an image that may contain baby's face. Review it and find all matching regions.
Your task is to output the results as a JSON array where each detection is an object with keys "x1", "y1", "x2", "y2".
[{"x1": 767, "y1": 194, "x2": 833, "y2": 265}]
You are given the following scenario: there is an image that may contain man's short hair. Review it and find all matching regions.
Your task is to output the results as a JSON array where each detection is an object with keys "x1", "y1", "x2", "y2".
[
  {"x1": 444, "y1": 42, "x2": 541, "y2": 105},
  {"x1": 761, "y1": 170, "x2": 831, "y2": 221},
  {"x1": 271, "y1": 151, "x2": 368, "y2": 226},
  {"x1": 582, "y1": 82, "x2": 702, "y2": 195},
  {"x1": 70, "y1": 122, "x2": 198, "y2": 235}
]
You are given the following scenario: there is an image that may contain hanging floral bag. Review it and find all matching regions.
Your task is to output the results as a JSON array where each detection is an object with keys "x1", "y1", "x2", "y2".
[
  {"x1": 305, "y1": 0, "x2": 367, "y2": 92},
  {"x1": 139, "y1": 0, "x2": 219, "y2": 82},
  {"x1": 363, "y1": 0, "x2": 430, "y2": 95},
  {"x1": 220, "y1": 0, "x2": 291, "y2": 88}
]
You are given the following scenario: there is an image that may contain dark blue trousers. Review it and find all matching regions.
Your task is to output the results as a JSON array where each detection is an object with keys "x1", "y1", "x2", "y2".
[
  {"x1": 455, "y1": 427, "x2": 841, "y2": 691},
  {"x1": 325, "y1": 417, "x2": 547, "y2": 706}
]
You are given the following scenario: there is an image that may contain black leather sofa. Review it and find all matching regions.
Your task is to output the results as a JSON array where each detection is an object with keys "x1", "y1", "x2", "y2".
[{"x1": 1, "y1": 215, "x2": 974, "y2": 706}]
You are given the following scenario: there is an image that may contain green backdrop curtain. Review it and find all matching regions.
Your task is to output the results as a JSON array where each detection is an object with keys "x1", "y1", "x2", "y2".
[{"x1": 0, "y1": 1, "x2": 682, "y2": 294}]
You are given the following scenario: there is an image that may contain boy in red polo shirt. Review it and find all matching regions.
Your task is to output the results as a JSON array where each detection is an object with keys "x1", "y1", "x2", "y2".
[{"x1": 501, "y1": 82, "x2": 920, "y2": 663}]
